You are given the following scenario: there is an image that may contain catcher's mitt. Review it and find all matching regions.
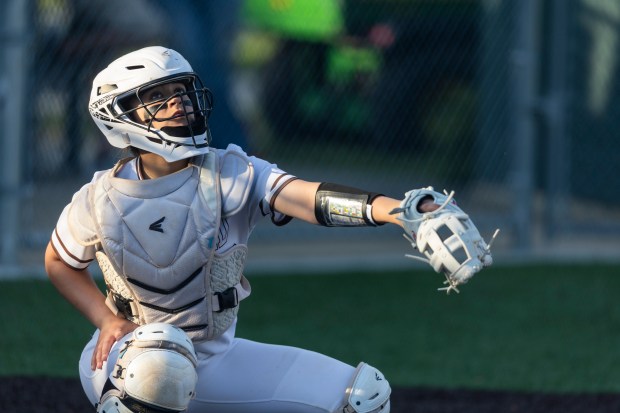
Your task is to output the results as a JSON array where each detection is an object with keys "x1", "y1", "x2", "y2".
[{"x1": 391, "y1": 187, "x2": 499, "y2": 294}]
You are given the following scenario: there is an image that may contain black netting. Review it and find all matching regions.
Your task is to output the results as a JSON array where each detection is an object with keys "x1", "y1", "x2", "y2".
[{"x1": 2, "y1": 0, "x2": 619, "y2": 267}]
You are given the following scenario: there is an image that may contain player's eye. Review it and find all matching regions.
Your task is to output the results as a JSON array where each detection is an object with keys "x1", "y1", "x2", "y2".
[{"x1": 145, "y1": 91, "x2": 164, "y2": 103}]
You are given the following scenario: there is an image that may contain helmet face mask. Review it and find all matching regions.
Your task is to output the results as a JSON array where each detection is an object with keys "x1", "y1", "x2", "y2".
[
  {"x1": 115, "y1": 74, "x2": 213, "y2": 147},
  {"x1": 89, "y1": 47, "x2": 214, "y2": 162}
]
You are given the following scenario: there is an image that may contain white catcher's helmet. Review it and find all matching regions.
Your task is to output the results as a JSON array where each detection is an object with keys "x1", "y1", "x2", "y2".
[{"x1": 89, "y1": 46, "x2": 213, "y2": 162}]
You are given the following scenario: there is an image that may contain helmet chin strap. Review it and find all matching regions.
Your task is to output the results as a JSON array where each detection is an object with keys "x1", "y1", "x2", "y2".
[
  {"x1": 160, "y1": 124, "x2": 207, "y2": 138},
  {"x1": 160, "y1": 124, "x2": 209, "y2": 148}
]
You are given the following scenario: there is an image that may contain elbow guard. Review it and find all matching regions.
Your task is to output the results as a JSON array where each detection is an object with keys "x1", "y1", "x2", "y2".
[{"x1": 314, "y1": 182, "x2": 384, "y2": 227}]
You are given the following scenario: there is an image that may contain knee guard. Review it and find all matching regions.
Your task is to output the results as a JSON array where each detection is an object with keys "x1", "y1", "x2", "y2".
[
  {"x1": 341, "y1": 363, "x2": 391, "y2": 413},
  {"x1": 97, "y1": 323, "x2": 198, "y2": 413}
]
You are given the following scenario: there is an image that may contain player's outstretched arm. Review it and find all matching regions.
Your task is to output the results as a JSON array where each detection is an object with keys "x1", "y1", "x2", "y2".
[
  {"x1": 274, "y1": 181, "x2": 494, "y2": 294},
  {"x1": 272, "y1": 179, "x2": 437, "y2": 226}
]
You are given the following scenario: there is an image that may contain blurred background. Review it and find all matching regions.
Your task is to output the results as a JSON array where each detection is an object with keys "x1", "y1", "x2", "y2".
[{"x1": 1, "y1": 0, "x2": 619, "y2": 277}]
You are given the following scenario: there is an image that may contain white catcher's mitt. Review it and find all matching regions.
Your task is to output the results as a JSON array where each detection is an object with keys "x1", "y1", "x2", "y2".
[{"x1": 391, "y1": 187, "x2": 499, "y2": 294}]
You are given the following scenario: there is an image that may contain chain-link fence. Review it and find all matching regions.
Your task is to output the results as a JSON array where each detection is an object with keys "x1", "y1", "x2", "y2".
[{"x1": 2, "y1": 0, "x2": 619, "y2": 274}]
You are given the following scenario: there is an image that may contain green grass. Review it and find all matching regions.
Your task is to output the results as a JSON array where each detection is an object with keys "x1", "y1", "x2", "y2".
[
  {"x1": 0, "y1": 279, "x2": 96, "y2": 376},
  {"x1": 2, "y1": 263, "x2": 620, "y2": 393}
]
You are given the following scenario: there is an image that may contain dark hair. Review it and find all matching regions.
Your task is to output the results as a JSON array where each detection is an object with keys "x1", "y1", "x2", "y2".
[
  {"x1": 132, "y1": 147, "x2": 145, "y2": 157},
  {"x1": 122, "y1": 146, "x2": 142, "y2": 158}
]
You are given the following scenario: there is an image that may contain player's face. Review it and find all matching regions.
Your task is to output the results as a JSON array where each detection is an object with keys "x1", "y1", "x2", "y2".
[{"x1": 134, "y1": 82, "x2": 195, "y2": 128}]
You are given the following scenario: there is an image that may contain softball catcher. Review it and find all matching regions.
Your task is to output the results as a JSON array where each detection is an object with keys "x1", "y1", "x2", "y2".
[{"x1": 44, "y1": 46, "x2": 495, "y2": 413}]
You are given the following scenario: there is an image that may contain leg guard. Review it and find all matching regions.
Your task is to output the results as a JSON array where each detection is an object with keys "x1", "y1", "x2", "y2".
[
  {"x1": 340, "y1": 363, "x2": 391, "y2": 413},
  {"x1": 97, "y1": 323, "x2": 198, "y2": 412}
]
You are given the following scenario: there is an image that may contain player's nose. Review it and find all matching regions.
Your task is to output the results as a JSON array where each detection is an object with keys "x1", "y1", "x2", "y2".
[{"x1": 166, "y1": 94, "x2": 183, "y2": 108}]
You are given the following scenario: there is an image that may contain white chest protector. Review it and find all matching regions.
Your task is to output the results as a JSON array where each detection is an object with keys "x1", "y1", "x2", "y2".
[{"x1": 82, "y1": 149, "x2": 253, "y2": 342}]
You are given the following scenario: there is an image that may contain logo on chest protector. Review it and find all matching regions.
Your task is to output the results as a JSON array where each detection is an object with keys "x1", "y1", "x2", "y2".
[{"x1": 149, "y1": 216, "x2": 166, "y2": 233}]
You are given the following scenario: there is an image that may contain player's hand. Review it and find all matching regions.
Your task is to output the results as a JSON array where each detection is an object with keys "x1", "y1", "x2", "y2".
[
  {"x1": 418, "y1": 197, "x2": 440, "y2": 213},
  {"x1": 91, "y1": 314, "x2": 138, "y2": 370}
]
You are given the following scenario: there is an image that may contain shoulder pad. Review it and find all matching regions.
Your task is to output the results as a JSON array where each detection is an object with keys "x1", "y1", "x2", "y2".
[
  {"x1": 67, "y1": 182, "x2": 99, "y2": 246},
  {"x1": 220, "y1": 144, "x2": 254, "y2": 217}
]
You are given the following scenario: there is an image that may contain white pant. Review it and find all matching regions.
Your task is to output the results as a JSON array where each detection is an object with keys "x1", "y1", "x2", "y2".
[{"x1": 79, "y1": 321, "x2": 355, "y2": 413}]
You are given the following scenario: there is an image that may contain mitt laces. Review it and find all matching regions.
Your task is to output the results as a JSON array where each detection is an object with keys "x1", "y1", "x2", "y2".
[
  {"x1": 401, "y1": 232, "x2": 466, "y2": 294},
  {"x1": 397, "y1": 187, "x2": 501, "y2": 294},
  {"x1": 436, "y1": 228, "x2": 500, "y2": 294}
]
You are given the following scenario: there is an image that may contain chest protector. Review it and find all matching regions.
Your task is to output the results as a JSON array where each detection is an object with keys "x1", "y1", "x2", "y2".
[{"x1": 87, "y1": 151, "x2": 252, "y2": 342}]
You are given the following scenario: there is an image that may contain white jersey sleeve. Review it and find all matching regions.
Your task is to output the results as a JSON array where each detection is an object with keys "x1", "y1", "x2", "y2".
[
  {"x1": 250, "y1": 160, "x2": 296, "y2": 227},
  {"x1": 50, "y1": 172, "x2": 109, "y2": 270},
  {"x1": 51, "y1": 204, "x2": 96, "y2": 270}
]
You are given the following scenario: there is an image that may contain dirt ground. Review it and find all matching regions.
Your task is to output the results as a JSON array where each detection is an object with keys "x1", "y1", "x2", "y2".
[
  {"x1": 2, "y1": 377, "x2": 620, "y2": 413},
  {"x1": 0, "y1": 377, "x2": 620, "y2": 413}
]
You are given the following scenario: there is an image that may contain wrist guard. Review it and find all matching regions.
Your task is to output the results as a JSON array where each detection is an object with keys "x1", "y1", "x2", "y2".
[{"x1": 314, "y1": 183, "x2": 383, "y2": 227}]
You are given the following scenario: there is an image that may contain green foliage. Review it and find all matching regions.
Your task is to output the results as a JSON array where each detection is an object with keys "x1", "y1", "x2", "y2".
[{"x1": 2, "y1": 264, "x2": 620, "y2": 393}]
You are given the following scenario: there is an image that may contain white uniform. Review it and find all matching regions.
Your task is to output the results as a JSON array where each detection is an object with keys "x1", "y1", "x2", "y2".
[{"x1": 51, "y1": 145, "x2": 355, "y2": 413}]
